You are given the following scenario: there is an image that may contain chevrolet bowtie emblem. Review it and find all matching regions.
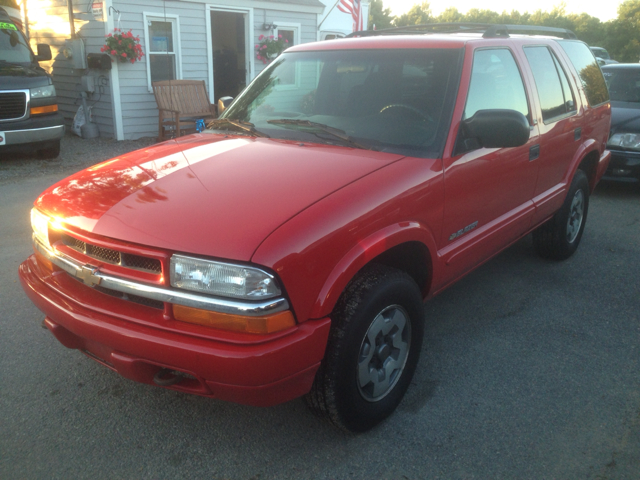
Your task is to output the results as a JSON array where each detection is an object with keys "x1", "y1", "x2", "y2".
[{"x1": 78, "y1": 264, "x2": 101, "y2": 287}]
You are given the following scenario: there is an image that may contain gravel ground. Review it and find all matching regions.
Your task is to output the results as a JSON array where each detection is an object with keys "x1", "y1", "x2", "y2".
[{"x1": 0, "y1": 132, "x2": 157, "y2": 185}]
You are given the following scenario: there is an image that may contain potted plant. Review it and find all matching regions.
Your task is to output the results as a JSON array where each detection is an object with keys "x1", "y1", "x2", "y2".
[
  {"x1": 101, "y1": 28, "x2": 144, "y2": 64},
  {"x1": 255, "y1": 34, "x2": 288, "y2": 64}
]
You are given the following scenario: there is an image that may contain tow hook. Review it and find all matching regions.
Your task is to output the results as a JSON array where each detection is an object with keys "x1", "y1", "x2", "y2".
[{"x1": 153, "y1": 368, "x2": 184, "y2": 386}]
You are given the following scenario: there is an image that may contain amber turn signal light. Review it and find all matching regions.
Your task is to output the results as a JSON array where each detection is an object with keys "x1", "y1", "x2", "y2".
[
  {"x1": 173, "y1": 305, "x2": 296, "y2": 334},
  {"x1": 30, "y1": 105, "x2": 58, "y2": 115}
]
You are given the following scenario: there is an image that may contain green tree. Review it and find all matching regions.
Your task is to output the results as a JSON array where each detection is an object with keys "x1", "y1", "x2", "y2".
[
  {"x1": 368, "y1": 0, "x2": 394, "y2": 30},
  {"x1": 605, "y1": 0, "x2": 640, "y2": 62},
  {"x1": 438, "y1": 7, "x2": 464, "y2": 23},
  {"x1": 394, "y1": 2, "x2": 433, "y2": 27}
]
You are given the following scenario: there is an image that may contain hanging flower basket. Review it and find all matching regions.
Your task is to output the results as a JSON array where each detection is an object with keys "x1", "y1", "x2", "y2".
[
  {"x1": 101, "y1": 28, "x2": 144, "y2": 64},
  {"x1": 255, "y1": 34, "x2": 288, "y2": 64}
]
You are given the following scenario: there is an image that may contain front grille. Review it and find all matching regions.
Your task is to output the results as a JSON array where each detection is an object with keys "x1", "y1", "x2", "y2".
[
  {"x1": 61, "y1": 234, "x2": 162, "y2": 273},
  {"x1": 88, "y1": 244, "x2": 121, "y2": 264},
  {"x1": 0, "y1": 92, "x2": 27, "y2": 120}
]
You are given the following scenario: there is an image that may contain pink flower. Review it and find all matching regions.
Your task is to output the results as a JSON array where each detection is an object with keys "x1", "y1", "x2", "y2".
[
  {"x1": 131, "y1": 59, "x2": 135, "y2": 64},
  {"x1": 262, "y1": 59, "x2": 267, "y2": 64},
  {"x1": 121, "y1": 52, "x2": 127, "y2": 57},
  {"x1": 256, "y1": 54, "x2": 262, "y2": 60},
  {"x1": 285, "y1": 39, "x2": 288, "y2": 43},
  {"x1": 255, "y1": 44, "x2": 259, "y2": 49},
  {"x1": 261, "y1": 45, "x2": 267, "y2": 50},
  {"x1": 118, "y1": 40, "x2": 122, "y2": 45},
  {"x1": 259, "y1": 34, "x2": 264, "y2": 40},
  {"x1": 111, "y1": 49, "x2": 117, "y2": 55},
  {"x1": 278, "y1": 35, "x2": 282, "y2": 39},
  {"x1": 269, "y1": 35, "x2": 274, "y2": 39}
]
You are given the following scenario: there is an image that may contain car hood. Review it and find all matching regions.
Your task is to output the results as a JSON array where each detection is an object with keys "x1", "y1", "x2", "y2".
[
  {"x1": 36, "y1": 134, "x2": 404, "y2": 261},
  {"x1": 610, "y1": 101, "x2": 640, "y2": 134}
]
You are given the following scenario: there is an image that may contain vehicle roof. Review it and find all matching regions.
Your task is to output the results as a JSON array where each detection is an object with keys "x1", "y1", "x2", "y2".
[{"x1": 289, "y1": 33, "x2": 576, "y2": 52}]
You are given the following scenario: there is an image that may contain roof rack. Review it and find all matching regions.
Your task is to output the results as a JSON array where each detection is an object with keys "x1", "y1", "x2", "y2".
[{"x1": 346, "y1": 23, "x2": 577, "y2": 40}]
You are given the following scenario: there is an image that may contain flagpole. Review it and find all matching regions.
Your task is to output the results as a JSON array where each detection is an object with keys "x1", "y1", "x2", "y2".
[{"x1": 318, "y1": 0, "x2": 341, "y2": 30}]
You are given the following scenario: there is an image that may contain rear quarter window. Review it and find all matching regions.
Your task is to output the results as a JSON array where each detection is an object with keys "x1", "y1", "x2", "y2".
[{"x1": 558, "y1": 40, "x2": 609, "y2": 106}]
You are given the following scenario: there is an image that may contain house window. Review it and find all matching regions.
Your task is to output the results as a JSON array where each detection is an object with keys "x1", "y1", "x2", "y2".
[
  {"x1": 274, "y1": 23, "x2": 300, "y2": 86},
  {"x1": 144, "y1": 14, "x2": 182, "y2": 91}
]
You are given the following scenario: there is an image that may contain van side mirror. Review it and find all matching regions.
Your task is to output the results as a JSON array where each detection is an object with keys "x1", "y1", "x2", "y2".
[
  {"x1": 455, "y1": 109, "x2": 530, "y2": 155},
  {"x1": 217, "y1": 96, "x2": 234, "y2": 115},
  {"x1": 35, "y1": 44, "x2": 52, "y2": 62}
]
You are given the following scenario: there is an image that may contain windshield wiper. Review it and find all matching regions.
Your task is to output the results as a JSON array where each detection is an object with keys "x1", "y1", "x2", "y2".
[
  {"x1": 0, "y1": 59, "x2": 27, "y2": 67},
  {"x1": 206, "y1": 118, "x2": 270, "y2": 138},
  {"x1": 267, "y1": 119, "x2": 377, "y2": 151}
]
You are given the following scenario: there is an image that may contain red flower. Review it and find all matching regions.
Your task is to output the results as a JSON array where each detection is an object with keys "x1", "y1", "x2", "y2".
[{"x1": 111, "y1": 49, "x2": 117, "y2": 55}]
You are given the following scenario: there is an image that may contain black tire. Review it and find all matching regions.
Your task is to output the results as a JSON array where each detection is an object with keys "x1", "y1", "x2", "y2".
[
  {"x1": 304, "y1": 264, "x2": 424, "y2": 432},
  {"x1": 533, "y1": 169, "x2": 589, "y2": 260},
  {"x1": 37, "y1": 140, "x2": 61, "y2": 159}
]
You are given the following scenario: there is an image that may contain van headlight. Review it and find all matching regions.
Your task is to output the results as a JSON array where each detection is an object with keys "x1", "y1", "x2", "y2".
[
  {"x1": 170, "y1": 255, "x2": 281, "y2": 299},
  {"x1": 30, "y1": 85, "x2": 56, "y2": 99}
]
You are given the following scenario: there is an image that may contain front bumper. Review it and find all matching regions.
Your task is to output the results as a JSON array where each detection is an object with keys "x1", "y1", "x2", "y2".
[
  {"x1": 605, "y1": 149, "x2": 640, "y2": 180},
  {"x1": 0, "y1": 113, "x2": 64, "y2": 147},
  {"x1": 19, "y1": 254, "x2": 331, "y2": 406}
]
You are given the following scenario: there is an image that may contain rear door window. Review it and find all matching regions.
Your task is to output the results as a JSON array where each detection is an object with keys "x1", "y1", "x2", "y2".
[{"x1": 524, "y1": 46, "x2": 576, "y2": 123}]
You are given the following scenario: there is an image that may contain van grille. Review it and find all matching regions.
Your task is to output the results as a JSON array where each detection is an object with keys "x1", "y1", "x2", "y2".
[{"x1": 0, "y1": 91, "x2": 27, "y2": 120}]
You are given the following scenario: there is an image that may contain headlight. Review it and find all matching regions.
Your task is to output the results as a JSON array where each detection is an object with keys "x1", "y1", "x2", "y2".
[
  {"x1": 170, "y1": 255, "x2": 281, "y2": 299},
  {"x1": 31, "y1": 208, "x2": 51, "y2": 247},
  {"x1": 608, "y1": 133, "x2": 640, "y2": 150},
  {"x1": 30, "y1": 85, "x2": 56, "y2": 99}
]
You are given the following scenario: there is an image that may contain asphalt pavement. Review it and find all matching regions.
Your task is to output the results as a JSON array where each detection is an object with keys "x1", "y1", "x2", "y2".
[{"x1": 0, "y1": 143, "x2": 638, "y2": 479}]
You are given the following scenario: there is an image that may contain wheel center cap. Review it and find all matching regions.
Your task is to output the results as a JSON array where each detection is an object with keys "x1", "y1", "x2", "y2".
[{"x1": 377, "y1": 343, "x2": 391, "y2": 362}]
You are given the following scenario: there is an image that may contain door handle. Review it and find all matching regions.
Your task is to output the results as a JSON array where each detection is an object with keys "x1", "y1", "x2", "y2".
[
  {"x1": 574, "y1": 127, "x2": 582, "y2": 141},
  {"x1": 529, "y1": 144, "x2": 540, "y2": 161}
]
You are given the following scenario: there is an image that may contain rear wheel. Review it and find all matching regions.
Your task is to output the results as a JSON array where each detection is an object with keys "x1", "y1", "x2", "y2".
[
  {"x1": 533, "y1": 169, "x2": 589, "y2": 260},
  {"x1": 304, "y1": 264, "x2": 424, "y2": 432}
]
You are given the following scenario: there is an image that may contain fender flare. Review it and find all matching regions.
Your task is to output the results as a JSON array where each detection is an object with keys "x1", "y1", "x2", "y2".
[
  {"x1": 308, "y1": 221, "x2": 438, "y2": 320},
  {"x1": 566, "y1": 138, "x2": 600, "y2": 190}
]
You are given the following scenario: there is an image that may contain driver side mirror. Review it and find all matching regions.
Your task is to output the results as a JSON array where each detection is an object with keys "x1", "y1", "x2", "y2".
[
  {"x1": 35, "y1": 44, "x2": 52, "y2": 62},
  {"x1": 217, "y1": 96, "x2": 233, "y2": 115},
  {"x1": 454, "y1": 109, "x2": 531, "y2": 155}
]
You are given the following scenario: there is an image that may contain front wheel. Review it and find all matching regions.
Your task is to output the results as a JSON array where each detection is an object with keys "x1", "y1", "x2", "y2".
[
  {"x1": 304, "y1": 264, "x2": 424, "y2": 432},
  {"x1": 533, "y1": 169, "x2": 590, "y2": 260}
]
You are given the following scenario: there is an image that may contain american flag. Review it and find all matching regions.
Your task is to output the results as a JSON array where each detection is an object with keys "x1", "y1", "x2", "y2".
[{"x1": 337, "y1": 0, "x2": 363, "y2": 32}]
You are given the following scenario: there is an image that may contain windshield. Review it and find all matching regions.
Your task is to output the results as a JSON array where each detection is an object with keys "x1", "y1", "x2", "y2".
[
  {"x1": 216, "y1": 48, "x2": 462, "y2": 158},
  {"x1": 0, "y1": 20, "x2": 33, "y2": 65},
  {"x1": 591, "y1": 48, "x2": 610, "y2": 60},
  {"x1": 602, "y1": 68, "x2": 640, "y2": 103}
]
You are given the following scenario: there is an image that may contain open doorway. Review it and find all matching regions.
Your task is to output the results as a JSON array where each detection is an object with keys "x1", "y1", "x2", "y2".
[{"x1": 210, "y1": 9, "x2": 248, "y2": 102}]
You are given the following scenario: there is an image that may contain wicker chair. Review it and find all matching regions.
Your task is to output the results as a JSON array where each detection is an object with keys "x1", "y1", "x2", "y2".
[{"x1": 152, "y1": 80, "x2": 216, "y2": 141}]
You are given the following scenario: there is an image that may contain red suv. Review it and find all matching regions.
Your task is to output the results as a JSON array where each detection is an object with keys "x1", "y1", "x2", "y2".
[{"x1": 19, "y1": 24, "x2": 611, "y2": 432}]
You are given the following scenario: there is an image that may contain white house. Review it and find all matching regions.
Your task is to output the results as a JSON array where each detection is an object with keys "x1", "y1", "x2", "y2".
[{"x1": 24, "y1": 0, "x2": 371, "y2": 140}]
